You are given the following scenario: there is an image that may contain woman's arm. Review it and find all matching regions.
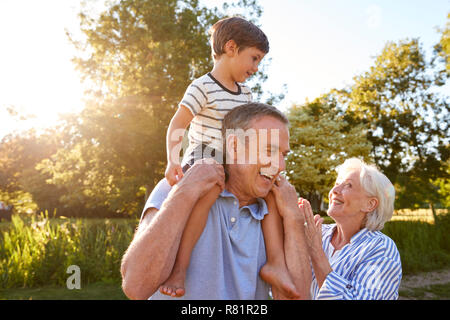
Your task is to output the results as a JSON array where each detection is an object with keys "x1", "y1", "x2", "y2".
[
  {"x1": 316, "y1": 256, "x2": 402, "y2": 300},
  {"x1": 301, "y1": 200, "x2": 402, "y2": 300},
  {"x1": 301, "y1": 200, "x2": 332, "y2": 288}
]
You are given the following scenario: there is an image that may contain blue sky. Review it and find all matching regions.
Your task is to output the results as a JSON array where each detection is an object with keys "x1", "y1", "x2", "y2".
[
  {"x1": 256, "y1": 0, "x2": 449, "y2": 109},
  {"x1": 0, "y1": 0, "x2": 448, "y2": 138}
]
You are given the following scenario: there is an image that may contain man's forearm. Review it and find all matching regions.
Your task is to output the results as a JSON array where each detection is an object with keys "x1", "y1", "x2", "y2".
[
  {"x1": 121, "y1": 184, "x2": 200, "y2": 300},
  {"x1": 283, "y1": 213, "x2": 312, "y2": 300}
]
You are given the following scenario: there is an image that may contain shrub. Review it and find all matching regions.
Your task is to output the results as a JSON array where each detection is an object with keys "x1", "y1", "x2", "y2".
[{"x1": 0, "y1": 213, "x2": 136, "y2": 288}]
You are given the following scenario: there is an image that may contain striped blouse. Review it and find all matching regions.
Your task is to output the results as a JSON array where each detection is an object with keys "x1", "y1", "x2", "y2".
[
  {"x1": 311, "y1": 223, "x2": 402, "y2": 300},
  {"x1": 179, "y1": 73, "x2": 252, "y2": 153}
]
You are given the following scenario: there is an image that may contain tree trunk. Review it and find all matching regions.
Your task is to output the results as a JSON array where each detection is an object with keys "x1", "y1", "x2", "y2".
[
  {"x1": 429, "y1": 202, "x2": 437, "y2": 224},
  {"x1": 144, "y1": 184, "x2": 151, "y2": 203},
  {"x1": 308, "y1": 192, "x2": 322, "y2": 213}
]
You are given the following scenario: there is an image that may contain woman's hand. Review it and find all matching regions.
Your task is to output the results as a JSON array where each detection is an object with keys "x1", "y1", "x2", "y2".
[
  {"x1": 299, "y1": 199, "x2": 332, "y2": 288},
  {"x1": 298, "y1": 199, "x2": 324, "y2": 253}
]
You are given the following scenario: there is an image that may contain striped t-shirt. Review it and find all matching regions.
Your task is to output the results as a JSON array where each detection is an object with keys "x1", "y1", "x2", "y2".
[
  {"x1": 311, "y1": 223, "x2": 402, "y2": 300},
  {"x1": 179, "y1": 73, "x2": 252, "y2": 161}
]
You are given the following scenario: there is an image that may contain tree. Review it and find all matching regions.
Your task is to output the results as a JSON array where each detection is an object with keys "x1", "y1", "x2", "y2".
[
  {"x1": 338, "y1": 39, "x2": 450, "y2": 209},
  {"x1": 41, "y1": 0, "x2": 272, "y2": 216},
  {"x1": 433, "y1": 159, "x2": 450, "y2": 208},
  {"x1": 435, "y1": 13, "x2": 450, "y2": 75},
  {"x1": 286, "y1": 95, "x2": 372, "y2": 211},
  {"x1": 0, "y1": 128, "x2": 65, "y2": 214}
]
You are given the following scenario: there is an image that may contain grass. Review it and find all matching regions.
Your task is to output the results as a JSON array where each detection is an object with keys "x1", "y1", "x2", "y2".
[
  {"x1": 399, "y1": 283, "x2": 450, "y2": 300},
  {"x1": 3, "y1": 281, "x2": 448, "y2": 300},
  {"x1": 382, "y1": 214, "x2": 450, "y2": 274},
  {"x1": 0, "y1": 209, "x2": 449, "y2": 300},
  {"x1": 0, "y1": 213, "x2": 138, "y2": 289},
  {"x1": 0, "y1": 282, "x2": 127, "y2": 300}
]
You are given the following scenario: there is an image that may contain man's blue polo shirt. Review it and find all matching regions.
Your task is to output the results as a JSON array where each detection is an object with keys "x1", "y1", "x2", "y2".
[{"x1": 141, "y1": 178, "x2": 270, "y2": 300}]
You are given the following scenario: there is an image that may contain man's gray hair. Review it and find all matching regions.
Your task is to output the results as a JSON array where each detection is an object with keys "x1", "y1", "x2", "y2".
[
  {"x1": 222, "y1": 102, "x2": 288, "y2": 138},
  {"x1": 336, "y1": 158, "x2": 396, "y2": 231}
]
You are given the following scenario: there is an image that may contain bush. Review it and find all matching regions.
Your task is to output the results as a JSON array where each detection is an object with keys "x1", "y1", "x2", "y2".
[
  {"x1": 382, "y1": 212, "x2": 450, "y2": 274},
  {"x1": 0, "y1": 213, "x2": 137, "y2": 288}
]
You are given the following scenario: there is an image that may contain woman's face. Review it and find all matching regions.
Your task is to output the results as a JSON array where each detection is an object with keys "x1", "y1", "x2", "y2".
[{"x1": 327, "y1": 168, "x2": 373, "y2": 223}]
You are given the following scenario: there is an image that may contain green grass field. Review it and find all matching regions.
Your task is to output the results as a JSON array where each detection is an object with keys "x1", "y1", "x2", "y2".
[
  {"x1": 0, "y1": 282, "x2": 127, "y2": 300},
  {"x1": 0, "y1": 210, "x2": 449, "y2": 299},
  {"x1": 3, "y1": 281, "x2": 448, "y2": 300},
  {"x1": 399, "y1": 283, "x2": 450, "y2": 300}
]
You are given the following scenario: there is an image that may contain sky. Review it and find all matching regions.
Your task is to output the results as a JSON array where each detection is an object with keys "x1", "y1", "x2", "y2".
[{"x1": 0, "y1": 0, "x2": 448, "y2": 139}]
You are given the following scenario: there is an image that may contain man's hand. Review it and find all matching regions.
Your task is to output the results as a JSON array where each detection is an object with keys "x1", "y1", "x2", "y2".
[
  {"x1": 165, "y1": 162, "x2": 184, "y2": 186},
  {"x1": 177, "y1": 158, "x2": 225, "y2": 198}
]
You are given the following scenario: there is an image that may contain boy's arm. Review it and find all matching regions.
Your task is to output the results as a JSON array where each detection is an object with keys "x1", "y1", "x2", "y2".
[
  {"x1": 271, "y1": 176, "x2": 312, "y2": 300},
  {"x1": 165, "y1": 105, "x2": 194, "y2": 185},
  {"x1": 166, "y1": 105, "x2": 194, "y2": 164}
]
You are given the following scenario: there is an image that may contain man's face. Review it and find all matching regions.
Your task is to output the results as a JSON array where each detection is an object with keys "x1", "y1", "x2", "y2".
[{"x1": 227, "y1": 116, "x2": 290, "y2": 200}]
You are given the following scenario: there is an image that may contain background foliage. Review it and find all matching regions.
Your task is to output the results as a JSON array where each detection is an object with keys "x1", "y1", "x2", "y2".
[
  {"x1": 0, "y1": 2, "x2": 448, "y2": 217},
  {"x1": 0, "y1": 1, "x2": 449, "y2": 298}
]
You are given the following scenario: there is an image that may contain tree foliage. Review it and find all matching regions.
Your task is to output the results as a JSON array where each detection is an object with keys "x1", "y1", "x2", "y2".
[
  {"x1": 0, "y1": 129, "x2": 65, "y2": 214},
  {"x1": 337, "y1": 39, "x2": 449, "y2": 208},
  {"x1": 39, "y1": 0, "x2": 269, "y2": 216},
  {"x1": 286, "y1": 95, "x2": 372, "y2": 210},
  {"x1": 435, "y1": 13, "x2": 450, "y2": 75},
  {"x1": 434, "y1": 160, "x2": 450, "y2": 208}
]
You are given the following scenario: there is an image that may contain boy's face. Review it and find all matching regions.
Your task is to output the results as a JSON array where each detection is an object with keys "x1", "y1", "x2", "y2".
[{"x1": 230, "y1": 46, "x2": 266, "y2": 83}]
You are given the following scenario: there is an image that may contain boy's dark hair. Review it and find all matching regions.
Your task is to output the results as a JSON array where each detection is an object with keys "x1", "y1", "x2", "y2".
[{"x1": 209, "y1": 17, "x2": 269, "y2": 60}]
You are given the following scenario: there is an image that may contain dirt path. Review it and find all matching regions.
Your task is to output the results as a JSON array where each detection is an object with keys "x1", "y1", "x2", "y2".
[
  {"x1": 401, "y1": 269, "x2": 450, "y2": 288},
  {"x1": 399, "y1": 269, "x2": 450, "y2": 300}
]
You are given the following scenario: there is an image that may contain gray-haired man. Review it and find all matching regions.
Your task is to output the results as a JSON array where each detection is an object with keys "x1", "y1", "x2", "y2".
[{"x1": 120, "y1": 103, "x2": 311, "y2": 300}]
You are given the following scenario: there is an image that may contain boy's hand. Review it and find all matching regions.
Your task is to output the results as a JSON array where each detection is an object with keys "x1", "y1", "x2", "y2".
[{"x1": 165, "y1": 162, "x2": 184, "y2": 186}]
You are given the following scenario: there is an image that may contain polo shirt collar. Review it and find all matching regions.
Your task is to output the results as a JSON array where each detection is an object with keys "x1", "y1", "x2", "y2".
[{"x1": 219, "y1": 189, "x2": 268, "y2": 221}]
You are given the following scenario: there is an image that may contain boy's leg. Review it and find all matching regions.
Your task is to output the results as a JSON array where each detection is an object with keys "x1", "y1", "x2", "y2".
[
  {"x1": 260, "y1": 192, "x2": 300, "y2": 299},
  {"x1": 159, "y1": 184, "x2": 221, "y2": 297}
]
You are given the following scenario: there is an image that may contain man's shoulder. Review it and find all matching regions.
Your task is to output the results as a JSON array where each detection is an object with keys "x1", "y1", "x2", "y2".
[{"x1": 140, "y1": 178, "x2": 172, "y2": 221}]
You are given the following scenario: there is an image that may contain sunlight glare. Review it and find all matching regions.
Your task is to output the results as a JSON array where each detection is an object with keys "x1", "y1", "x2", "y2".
[{"x1": 0, "y1": 0, "x2": 85, "y2": 137}]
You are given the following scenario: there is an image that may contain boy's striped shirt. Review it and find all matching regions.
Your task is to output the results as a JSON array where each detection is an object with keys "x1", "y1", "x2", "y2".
[
  {"x1": 179, "y1": 73, "x2": 252, "y2": 154},
  {"x1": 311, "y1": 223, "x2": 402, "y2": 300}
]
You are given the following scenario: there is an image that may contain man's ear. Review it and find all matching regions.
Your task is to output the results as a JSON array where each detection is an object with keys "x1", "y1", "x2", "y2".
[
  {"x1": 224, "y1": 39, "x2": 238, "y2": 56},
  {"x1": 225, "y1": 134, "x2": 238, "y2": 164}
]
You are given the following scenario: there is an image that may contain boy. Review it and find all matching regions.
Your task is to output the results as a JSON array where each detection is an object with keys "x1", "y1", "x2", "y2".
[{"x1": 161, "y1": 17, "x2": 299, "y2": 299}]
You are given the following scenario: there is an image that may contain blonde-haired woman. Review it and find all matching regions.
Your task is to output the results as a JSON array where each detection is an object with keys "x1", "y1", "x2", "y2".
[{"x1": 300, "y1": 158, "x2": 402, "y2": 300}]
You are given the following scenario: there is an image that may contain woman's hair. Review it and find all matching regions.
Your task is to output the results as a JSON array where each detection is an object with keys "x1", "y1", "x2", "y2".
[{"x1": 336, "y1": 158, "x2": 396, "y2": 231}]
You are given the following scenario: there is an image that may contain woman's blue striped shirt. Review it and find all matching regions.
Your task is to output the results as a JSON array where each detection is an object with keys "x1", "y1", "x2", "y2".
[{"x1": 311, "y1": 223, "x2": 402, "y2": 300}]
